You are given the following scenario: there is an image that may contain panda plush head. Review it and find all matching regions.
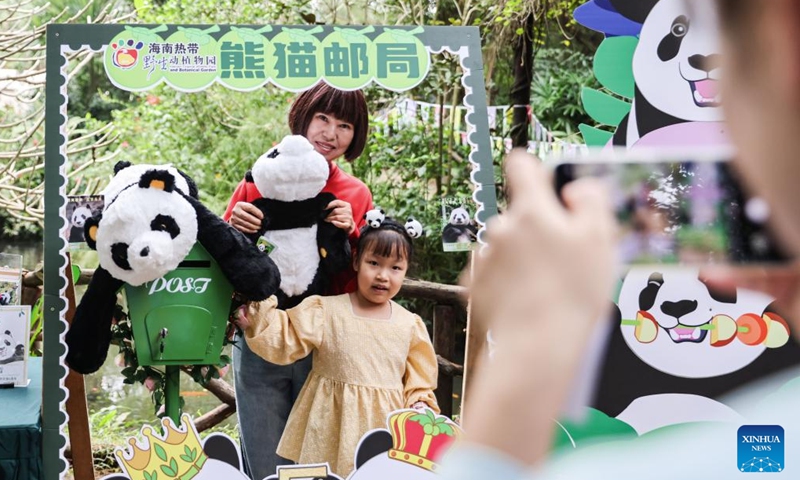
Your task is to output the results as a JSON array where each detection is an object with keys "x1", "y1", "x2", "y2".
[
  {"x1": 404, "y1": 217, "x2": 423, "y2": 239},
  {"x1": 251, "y1": 135, "x2": 329, "y2": 203},
  {"x1": 617, "y1": 268, "x2": 774, "y2": 378},
  {"x1": 0, "y1": 291, "x2": 10, "y2": 306},
  {"x1": 611, "y1": 0, "x2": 723, "y2": 122},
  {"x1": 84, "y1": 162, "x2": 199, "y2": 286},
  {"x1": 364, "y1": 208, "x2": 385, "y2": 229},
  {"x1": 448, "y1": 207, "x2": 470, "y2": 226}
]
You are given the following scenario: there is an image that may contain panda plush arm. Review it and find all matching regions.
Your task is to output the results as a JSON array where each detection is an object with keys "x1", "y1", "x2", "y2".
[
  {"x1": 179, "y1": 192, "x2": 280, "y2": 302},
  {"x1": 65, "y1": 266, "x2": 124, "y2": 374}
]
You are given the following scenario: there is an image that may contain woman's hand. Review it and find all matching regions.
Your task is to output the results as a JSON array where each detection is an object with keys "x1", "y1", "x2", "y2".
[
  {"x1": 229, "y1": 202, "x2": 264, "y2": 234},
  {"x1": 326, "y1": 199, "x2": 356, "y2": 235}
]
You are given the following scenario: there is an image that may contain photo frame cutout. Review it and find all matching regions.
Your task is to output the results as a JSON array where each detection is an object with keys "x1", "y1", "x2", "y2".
[{"x1": 44, "y1": 24, "x2": 496, "y2": 478}]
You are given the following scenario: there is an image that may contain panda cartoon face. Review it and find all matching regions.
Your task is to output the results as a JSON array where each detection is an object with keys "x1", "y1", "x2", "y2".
[
  {"x1": 0, "y1": 329, "x2": 17, "y2": 361},
  {"x1": 0, "y1": 292, "x2": 10, "y2": 306},
  {"x1": 631, "y1": 0, "x2": 723, "y2": 122},
  {"x1": 448, "y1": 207, "x2": 470, "y2": 226},
  {"x1": 71, "y1": 204, "x2": 92, "y2": 228},
  {"x1": 364, "y1": 209, "x2": 385, "y2": 229},
  {"x1": 252, "y1": 135, "x2": 329, "y2": 203},
  {"x1": 91, "y1": 166, "x2": 198, "y2": 286},
  {"x1": 404, "y1": 217, "x2": 423, "y2": 239},
  {"x1": 618, "y1": 268, "x2": 773, "y2": 378}
]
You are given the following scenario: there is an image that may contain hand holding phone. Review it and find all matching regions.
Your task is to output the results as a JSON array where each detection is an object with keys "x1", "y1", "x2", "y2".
[{"x1": 553, "y1": 149, "x2": 789, "y2": 266}]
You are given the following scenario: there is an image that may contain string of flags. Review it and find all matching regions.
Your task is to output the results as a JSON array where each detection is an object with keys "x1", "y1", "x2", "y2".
[{"x1": 375, "y1": 98, "x2": 588, "y2": 158}]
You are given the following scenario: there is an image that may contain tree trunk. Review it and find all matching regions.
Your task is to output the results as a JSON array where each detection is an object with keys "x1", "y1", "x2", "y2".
[{"x1": 509, "y1": 13, "x2": 535, "y2": 148}]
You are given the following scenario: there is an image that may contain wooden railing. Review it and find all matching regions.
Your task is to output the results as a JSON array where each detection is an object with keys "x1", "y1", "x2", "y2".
[{"x1": 22, "y1": 268, "x2": 466, "y2": 423}]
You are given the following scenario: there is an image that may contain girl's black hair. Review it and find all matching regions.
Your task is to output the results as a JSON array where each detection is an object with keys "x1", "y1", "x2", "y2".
[{"x1": 356, "y1": 217, "x2": 414, "y2": 263}]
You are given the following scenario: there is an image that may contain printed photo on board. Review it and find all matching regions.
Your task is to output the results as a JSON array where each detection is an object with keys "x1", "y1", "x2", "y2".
[
  {"x1": 0, "y1": 253, "x2": 23, "y2": 307},
  {"x1": 441, "y1": 196, "x2": 478, "y2": 252},
  {"x1": 66, "y1": 195, "x2": 104, "y2": 245},
  {"x1": 0, "y1": 305, "x2": 31, "y2": 386}
]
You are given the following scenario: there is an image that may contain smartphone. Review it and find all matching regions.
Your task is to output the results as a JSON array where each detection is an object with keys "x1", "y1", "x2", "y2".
[{"x1": 552, "y1": 149, "x2": 789, "y2": 266}]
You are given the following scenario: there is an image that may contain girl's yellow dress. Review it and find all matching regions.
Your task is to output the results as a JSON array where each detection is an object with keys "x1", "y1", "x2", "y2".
[{"x1": 243, "y1": 293, "x2": 439, "y2": 476}]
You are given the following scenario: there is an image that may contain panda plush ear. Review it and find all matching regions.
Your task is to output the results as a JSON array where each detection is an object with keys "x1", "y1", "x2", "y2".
[
  {"x1": 113, "y1": 160, "x2": 132, "y2": 174},
  {"x1": 83, "y1": 215, "x2": 101, "y2": 250},
  {"x1": 138, "y1": 169, "x2": 176, "y2": 192},
  {"x1": 608, "y1": 0, "x2": 659, "y2": 23},
  {"x1": 177, "y1": 170, "x2": 199, "y2": 199}
]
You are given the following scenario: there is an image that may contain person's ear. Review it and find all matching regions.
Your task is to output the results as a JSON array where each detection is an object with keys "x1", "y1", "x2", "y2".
[{"x1": 352, "y1": 255, "x2": 360, "y2": 272}]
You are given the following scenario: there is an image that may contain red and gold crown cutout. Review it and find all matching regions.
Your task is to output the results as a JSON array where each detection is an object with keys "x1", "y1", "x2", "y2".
[{"x1": 387, "y1": 409, "x2": 462, "y2": 472}]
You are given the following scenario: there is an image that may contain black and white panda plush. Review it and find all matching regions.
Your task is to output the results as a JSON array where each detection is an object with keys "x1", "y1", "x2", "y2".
[
  {"x1": 592, "y1": 268, "x2": 800, "y2": 434},
  {"x1": 442, "y1": 206, "x2": 477, "y2": 244},
  {"x1": 607, "y1": 0, "x2": 724, "y2": 148},
  {"x1": 404, "y1": 217, "x2": 423, "y2": 239},
  {"x1": 364, "y1": 208, "x2": 385, "y2": 229},
  {"x1": 66, "y1": 161, "x2": 280, "y2": 374},
  {"x1": 0, "y1": 291, "x2": 11, "y2": 306},
  {"x1": 244, "y1": 135, "x2": 351, "y2": 309}
]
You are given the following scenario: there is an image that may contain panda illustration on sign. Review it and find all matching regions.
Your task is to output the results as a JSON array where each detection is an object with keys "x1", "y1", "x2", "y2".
[
  {"x1": 0, "y1": 329, "x2": 24, "y2": 365},
  {"x1": 591, "y1": 268, "x2": 800, "y2": 434},
  {"x1": 245, "y1": 135, "x2": 351, "y2": 308},
  {"x1": 576, "y1": 0, "x2": 727, "y2": 148}
]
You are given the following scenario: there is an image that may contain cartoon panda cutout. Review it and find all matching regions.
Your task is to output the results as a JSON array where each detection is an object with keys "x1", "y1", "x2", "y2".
[
  {"x1": 442, "y1": 207, "x2": 477, "y2": 244},
  {"x1": 245, "y1": 135, "x2": 351, "y2": 309},
  {"x1": 101, "y1": 414, "x2": 250, "y2": 480},
  {"x1": 591, "y1": 268, "x2": 800, "y2": 434},
  {"x1": 576, "y1": 0, "x2": 728, "y2": 148}
]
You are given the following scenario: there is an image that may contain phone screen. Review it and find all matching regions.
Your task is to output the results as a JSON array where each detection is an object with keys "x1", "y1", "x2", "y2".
[{"x1": 555, "y1": 158, "x2": 788, "y2": 265}]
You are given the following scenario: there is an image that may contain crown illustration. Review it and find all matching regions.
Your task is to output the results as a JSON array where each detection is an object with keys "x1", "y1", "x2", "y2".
[
  {"x1": 387, "y1": 409, "x2": 462, "y2": 472},
  {"x1": 115, "y1": 413, "x2": 207, "y2": 480}
]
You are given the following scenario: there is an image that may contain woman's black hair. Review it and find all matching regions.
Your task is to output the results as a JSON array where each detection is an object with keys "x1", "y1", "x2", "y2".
[{"x1": 356, "y1": 217, "x2": 414, "y2": 263}]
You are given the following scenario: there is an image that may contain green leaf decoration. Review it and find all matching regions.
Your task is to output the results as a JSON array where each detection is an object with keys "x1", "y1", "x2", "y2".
[
  {"x1": 593, "y1": 36, "x2": 638, "y2": 98},
  {"x1": 579, "y1": 124, "x2": 613, "y2": 147},
  {"x1": 231, "y1": 26, "x2": 272, "y2": 42},
  {"x1": 160, "y1": 464, "x2": 177, "y2": 477},
  {"x1": 180, "y1": 453, "x2": 193, "y2": 462},
  {"x1": 386, "y1": 27, "x2": 424, "y2": 42},
  {"x1": 170, "y1": 458, "x2": 178, "y2": 471},
  {"x1": 124, "y1": 25, "x2": 168, "y2": 41},
  {"x1": 283, "y1": 26, "x2": 324, "y2": 41},
  {"x1": 581, "y1": 87, "x2": 631, "y2": 126},
  {"x1": 438, "y1": 423, "x2": 455, "y2": 436},
  {"x1": 410, "y1": 413, "x2": 432, "y2": 425},
  {"x1": 154, "y1": 443, "x2": 168, "y2": 462},
  {"x1": 144, "y1": 470, "x2": 158, "y2": 480},
  {"x1": 176, "y1": 26, "x2": 220, "y2": 45},
  {"x1": 333, "y1": 27, "x2": 373, "y2": 43}
]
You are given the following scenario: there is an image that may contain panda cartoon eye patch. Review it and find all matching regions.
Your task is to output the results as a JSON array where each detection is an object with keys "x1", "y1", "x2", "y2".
[{"x1": 150, "y1": 214, "x2": 181, "y2": 239}]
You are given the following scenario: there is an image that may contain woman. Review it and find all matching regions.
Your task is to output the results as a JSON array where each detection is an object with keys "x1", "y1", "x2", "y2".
[{"x1": 224, "y1": 83, "x2": 373, "y2": 480}]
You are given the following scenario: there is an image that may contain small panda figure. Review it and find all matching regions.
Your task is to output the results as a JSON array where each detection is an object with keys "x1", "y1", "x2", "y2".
[
  {"x1": 364, "y1": 208, "x2": 385, "y2": 229},
  {"x1": 245, "y1": 135, "x2": 351, "y2": 309},
  {"x1": 442, "y1": 206, "x2": 477, "y2": 244},
  {"x1": 0, "y1": 291, "x2": 11, "y2": 306},
  {"x1": 404, "y1": 217, "x2": 423, "y2": 239},
  {"x1": 66, "y1": 161, "x2": 280, "y2": 374}
]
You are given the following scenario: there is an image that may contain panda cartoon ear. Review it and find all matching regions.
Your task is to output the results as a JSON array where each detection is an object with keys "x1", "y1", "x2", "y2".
[
  {"x1": 608, "y1": 0, "x2": 659, "y2": 23},
  {"x1": 83, "y1": 215, "x2": 101, "y2": 250},
  {"x1": 113, "y1": 161, "x2": 132, "y2": 175},
  {"x1": 138, "y1": 169, "x2": 176, "y2": 192}
]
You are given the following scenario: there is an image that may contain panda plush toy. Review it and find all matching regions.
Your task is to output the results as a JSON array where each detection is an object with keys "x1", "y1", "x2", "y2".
[
  {"x1": 442, "y1": 206, "x2": 477, "y2": 243},
  {"x1": 364, "y1": 209, "x2": 385, "y2": 229},
  {"x1": 404, "y1": 217, "x2": 423, "y2": 239},
  {"x1": 243, "y1": 135, "x2": 351, "y2": 309},
  {"x1": 66, "y1": 161, "x2": 280, "y2": 374}
]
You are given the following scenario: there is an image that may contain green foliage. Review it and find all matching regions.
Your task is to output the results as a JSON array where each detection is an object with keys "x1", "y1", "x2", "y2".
[{"x1": 530, "y1": 48, "x2": 599, "y2": 140}]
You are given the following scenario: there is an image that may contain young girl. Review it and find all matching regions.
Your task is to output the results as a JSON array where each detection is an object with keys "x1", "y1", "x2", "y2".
[{"x1": 235, "y1": 216, "x2": 439, "y2": 476}]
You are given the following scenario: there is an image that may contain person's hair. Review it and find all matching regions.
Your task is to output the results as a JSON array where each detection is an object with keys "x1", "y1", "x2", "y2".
[
  {"x1": 288, "y1": 83, "x2": 369, "y2": 161},
  {"x1": 356, "y1": 217, "x2": 414, "y2": 264}
]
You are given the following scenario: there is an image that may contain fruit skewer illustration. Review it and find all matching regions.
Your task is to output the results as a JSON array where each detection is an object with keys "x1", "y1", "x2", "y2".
[{"x1": 621, "y1": 311, "x2": 790, "y2": 348}]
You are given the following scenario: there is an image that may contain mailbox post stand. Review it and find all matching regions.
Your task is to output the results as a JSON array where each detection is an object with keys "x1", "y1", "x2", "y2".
[{"x1": 164, "y1": 365, "x2": 181, "y2": 425}]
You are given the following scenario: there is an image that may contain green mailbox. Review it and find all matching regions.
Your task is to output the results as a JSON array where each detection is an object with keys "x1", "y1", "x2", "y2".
[{"x1": 123, "y1": 243, "x2": 233, "y2": 366}]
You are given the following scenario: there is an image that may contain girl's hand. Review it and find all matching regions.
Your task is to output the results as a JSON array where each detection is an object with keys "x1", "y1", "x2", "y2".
[
  {"x1": 233, "y1": 305, "x2": 251, "y2": 329},
  {"x1": 412, "y1": 401, "x2": 429, "y2": 411},
  {"x1": 325, "y1": 199, "x2": 356, "y2": 235},
  {"x1": 230, "y1": 202, "x2": 263, "y2": 234}
]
